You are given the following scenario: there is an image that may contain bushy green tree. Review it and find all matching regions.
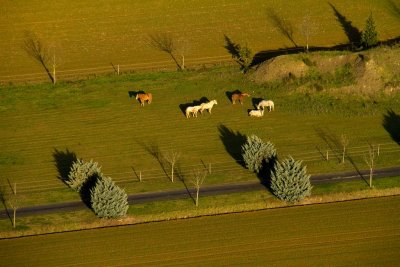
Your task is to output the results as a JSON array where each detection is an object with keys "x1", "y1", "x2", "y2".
[
  {"x1": 67, "y1": 159, "x2": 102, "y2": 192},
  {"x1": 270, "y1": 156, "x2": 312, "y2": 202},
  {"x1": 241, "y1": 135, "x2": 277, "y2": 173},
  {"x1": 361, "y1": 13, "x2": 378, "y2": 48},
  {"x1": 90, "y1": 176, "x2": 128, "y2": 218}
]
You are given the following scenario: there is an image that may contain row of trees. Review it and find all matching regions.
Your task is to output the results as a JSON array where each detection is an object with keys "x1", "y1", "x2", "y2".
[{"x1": 242, "y1": 135, "x2": 312, "y2": 202}]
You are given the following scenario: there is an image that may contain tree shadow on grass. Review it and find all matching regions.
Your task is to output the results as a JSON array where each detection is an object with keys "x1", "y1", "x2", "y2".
[
  {"x1": 383, "y1": 109, "x2": 400, "y2": 144},
  {"x1": 79, "y1": 174, "x2": 101, "y2": 209},
  {"x1": 218, "y1": 124, "x2": 247, "y2": 167},
  {"x1": 385, "y1": 0, "x2": 400, "y2": 21},
  {"x1": 53, "y1": 148, "x2": 77, "y2": 184},
  {"x1": 328, "y1": 2, "x2": 361, "y2": 46}
]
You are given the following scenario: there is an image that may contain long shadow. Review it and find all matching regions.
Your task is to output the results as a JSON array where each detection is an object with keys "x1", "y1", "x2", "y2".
[
  {"x1": 79, "y1": 173, "x2": 101, "y2": 209},
  {"x1": 328, "y1": 3, "x2": 361, "y2": 45},
  {"x1": 226, "y1": 90, "x2": 241, "y2": 104},
  {"x1": 314, "y1": 127, "x2": 366, "y2": 183},
  {"x1": 23, "y1": 31, "x2": 55, "y2": 83},
  {"x1": 176, "y1": 167, "x2": 195, "y2": 204},
  {"x1": 53, "y1": 148, "x2": 77, "y2": 184},
  {"x1": 128, "y1": 90, "x2": 146, "y2": 105},
  {"x1": 257, "y1": 155, "x2": 278, "y2": 189},
  {"x1": 266, "y1": 8, "x2": 298, "y2": 47},
  {"x1": 251, "y1": 97, "x2": 264, "y2": 109},
  {"x1": 218, "y1": 124, "x2": 247, "y2": 167},
  {"x1": 0, "y1": 183, "x2": 12, "y2": 225},
  {"x1": 139, "y1": 141, "x2": 170, "y2": 180},
  {"x1": 179, "y1": 97, "x2": 209, "y2": 116},
  {"x1": 383, "y1": 109, "x2": 400, "y2": 144},
  {"x1": 386, "y1": 0, "x2": 400, "y2": 21}
]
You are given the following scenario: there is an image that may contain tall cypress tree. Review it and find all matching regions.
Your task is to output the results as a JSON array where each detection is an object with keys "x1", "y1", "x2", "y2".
[
  {"x1": 270, "y1": 156, "x2": 312, "y2": 202},
  {"x1": 90, "y1": 176, "x2": 129, "y2": 218},
  {"x1": 361, "y1": 13, "x2": 378, "y2": 48}
]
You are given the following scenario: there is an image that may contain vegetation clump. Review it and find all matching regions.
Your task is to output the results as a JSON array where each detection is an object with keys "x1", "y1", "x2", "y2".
[
  {"x1": 270, "y1": 156, "x2": 312, "y2": 202},
  {"x1": 361, "y1": 13, "x2": 378, "y2": 48},
  {"x1": 241, "y1": 135, "x2": 276, "y2": 173},
  {"x1": 67, "y1": 159, "x2": 102, "y2": 192},
  {"x1": 90, "y1": 176, "x2": 129, "y2": 218}
]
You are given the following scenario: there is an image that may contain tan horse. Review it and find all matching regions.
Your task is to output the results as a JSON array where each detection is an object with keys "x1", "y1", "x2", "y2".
[
  {"x1": 136, "y1": 93, "x2": 152, "y2": 106},
  {"x1": 231, "y1": 92, "x2": 250, "y2": 104}
]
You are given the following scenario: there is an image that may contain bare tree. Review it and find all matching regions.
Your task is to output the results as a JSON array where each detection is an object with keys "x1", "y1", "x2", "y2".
[
  {"x1": 149, "y1": 32, "x2": 186, "y2": 71},
  {"x1": 364, "y1": 144, "x2": 376, "y2": 188},
  {"x1": 191, "y1": 169, "x2": 206, "y2": 207},
  {"x1": 299, "y1": 11, "x2": 318, "y2": 52},
  {"x1": 340, "y1": 134, "x2": 349, "y2": 163},
  {"x1": 164, "y1": 149, "x2": 181, "y2": 183},
  {"x1": 23, "y1": 31, "x2": 56, "y2": 84}
]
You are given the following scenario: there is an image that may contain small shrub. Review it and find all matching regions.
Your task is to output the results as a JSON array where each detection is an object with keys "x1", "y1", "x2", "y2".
[
  {"x1": 90, "y1": 176, "x2": 129, "y2": 218},
  {"x1": 67, "y1": 159, "x2": 102, "y2": 192},
  {"x1": 270, "y1": 156, "x2": 312, "y2": 202},
  {"x1": 241, "y1": 135, "x2": 276, "y2": 173}
]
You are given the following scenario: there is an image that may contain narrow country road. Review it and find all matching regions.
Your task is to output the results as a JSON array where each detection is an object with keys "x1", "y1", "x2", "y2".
[{"x1": 1, "y1": 166, "x2": 399, "y2": 219}]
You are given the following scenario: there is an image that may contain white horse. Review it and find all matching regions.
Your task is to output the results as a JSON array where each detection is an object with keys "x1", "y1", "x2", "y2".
[
  {"x1": 257, "y1": 100, "x2": 274, "y2": 112},
  {"x1": 185, "y1": 105, "x2": 202, "y2": 118},
  {"x1": 249, "y1": 109, "x2": 264, "y2": 117},
  {"x1": 200, "y1": 100, "x2": 217, "y2": 114}
]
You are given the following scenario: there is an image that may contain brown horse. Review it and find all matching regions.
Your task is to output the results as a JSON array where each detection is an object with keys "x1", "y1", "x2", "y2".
[
  {"x1": 231, "y1": 92, "x2": 250, "y2": 105},
  {"x1": 136, "y1": 93, "x2": 152, "y2": 106}
]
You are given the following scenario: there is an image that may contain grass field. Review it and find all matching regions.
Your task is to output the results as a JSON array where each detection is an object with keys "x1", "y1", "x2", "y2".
[
  {"x1": 1, "y1": 64, "x2": 400, "y2": 207},
  {"x1": 1, "y1": 195, "x2": 399, "y2": 266},
  {"x1": 1, "y1": 0, "x2": 399, "y2": 83}
]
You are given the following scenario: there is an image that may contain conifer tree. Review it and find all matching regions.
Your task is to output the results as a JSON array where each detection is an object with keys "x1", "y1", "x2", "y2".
[
  {"x1": 90, "y1": 176, "x2": 129, "y2": 218},
  {"x1": 361, "y1": 13, "x2": 378, "y2": 48},
  {"x1": 241, "y1": 135, "x2": 276, "y2": 173},
  {"x1": 67, "y1": 159, "x2": 102, "y2": 192},
  {"x1": 270, "y1": 156, "x2": 312, "y2": 202}
]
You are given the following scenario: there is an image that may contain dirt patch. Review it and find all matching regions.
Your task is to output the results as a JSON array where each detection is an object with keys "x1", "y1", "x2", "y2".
[
  {"x1": 250, "y1": 55, "x2": 309, "y2": 83},
  {"x1": 250, "y1": 47, "x2": 400, "y2": 94}
]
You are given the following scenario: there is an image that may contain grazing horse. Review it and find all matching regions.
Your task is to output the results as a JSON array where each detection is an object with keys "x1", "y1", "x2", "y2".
[
  {"x1": 231, "y1": 92, "x2": 250, "y2": 104},
  {"x1": 136, "y1": 93, "x2": 152, "y2": 106},
  {"x1": 257, "y1": 100, "x2": 274, "y2": 112},
  {"x1": 185, "y1": 105, "x2": 202, "y2": 118},
  {"x1": 200, "y1": 100, "x2": 218, "y2": 114}
]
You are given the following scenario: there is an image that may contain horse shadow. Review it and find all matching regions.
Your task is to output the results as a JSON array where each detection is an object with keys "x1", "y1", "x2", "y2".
[
  {"x1": 252, "y1": 97, "x2": 264, "y2": 109},
  {"x1": 128, "y1": 90, "x2": 146, "y2": 104},
  {"x1": 225, "y1": 90, "x2": 242, "y2": 104},
  {"x1": 178, "y1": 97, "x2": 210, "y2": 116}
]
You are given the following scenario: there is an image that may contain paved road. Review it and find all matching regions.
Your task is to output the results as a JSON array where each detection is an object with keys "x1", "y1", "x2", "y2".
[{"x1": 1, "y1": 166, "x2": 400, "y2": 219}]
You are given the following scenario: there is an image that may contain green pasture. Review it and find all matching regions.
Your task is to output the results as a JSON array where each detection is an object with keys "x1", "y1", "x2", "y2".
[
  {"x1": 1, "y1": 65, "x2": 400, "y2": 207},
  {"x1": 1, "y1": 0, "x2": 399, "y2": 82},
  {"x1": 1, "y1": 196, "x2": 399, "y2": 266}
]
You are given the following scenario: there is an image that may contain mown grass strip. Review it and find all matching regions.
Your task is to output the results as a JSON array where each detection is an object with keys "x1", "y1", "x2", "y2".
[{"x1": 0, "y1": 196, "x2": 399, "y2": 266}]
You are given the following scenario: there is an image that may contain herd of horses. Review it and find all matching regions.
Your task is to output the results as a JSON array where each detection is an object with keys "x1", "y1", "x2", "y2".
[{"x1": 132, "y1": 91, "x2": 274, "y2": 118}]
